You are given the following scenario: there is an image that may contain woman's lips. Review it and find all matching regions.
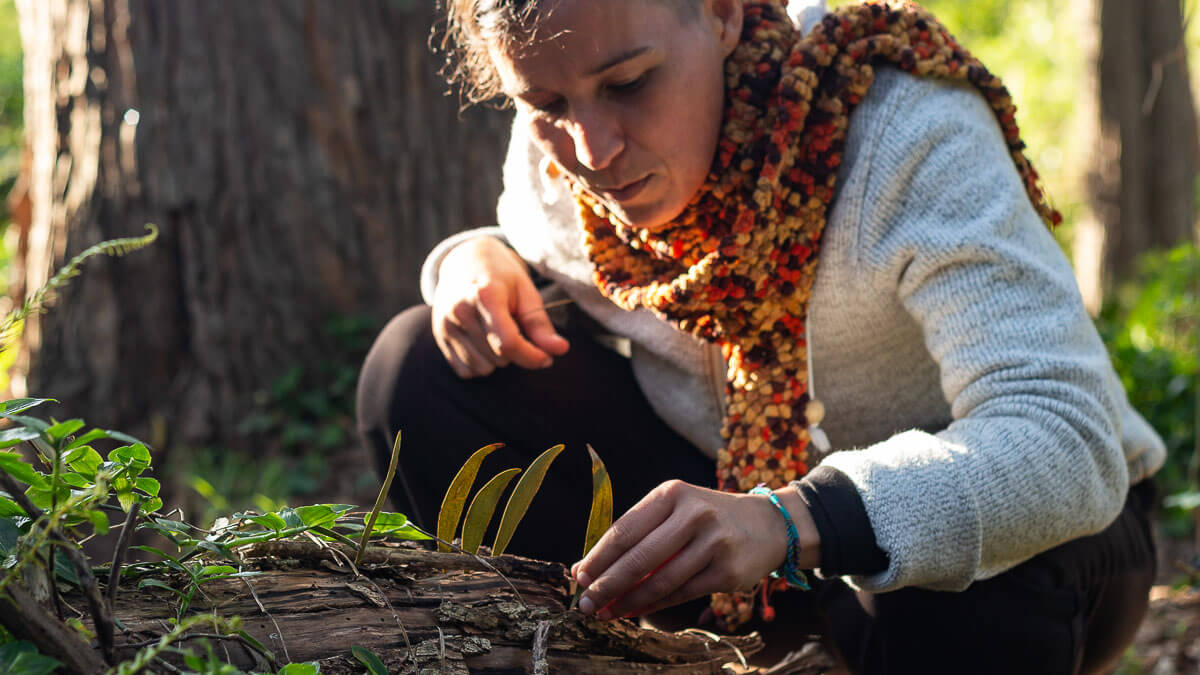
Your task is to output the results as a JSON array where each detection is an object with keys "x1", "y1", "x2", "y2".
[{"x1": 595, "y1": 175, "x2": 651, "y2": 202}]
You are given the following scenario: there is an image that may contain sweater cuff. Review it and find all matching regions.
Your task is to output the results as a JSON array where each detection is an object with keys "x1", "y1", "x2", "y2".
[
  {"x1": 419, "y1": 226, "x2": 508, "y2": 305},
  {"x1": 793, "y1": 465, "x2": 888, "y2": 576}
]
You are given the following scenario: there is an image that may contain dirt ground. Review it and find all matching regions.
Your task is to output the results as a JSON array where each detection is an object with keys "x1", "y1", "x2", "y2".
[{"x1": 1120, "y1": 536, "x2": 1200, "y2": 674}]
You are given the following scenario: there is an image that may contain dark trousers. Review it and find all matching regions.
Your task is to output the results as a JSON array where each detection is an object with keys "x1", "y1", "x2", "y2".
[{"x1": 356, "y1": 304, "x2": 1157, "y2": 674}]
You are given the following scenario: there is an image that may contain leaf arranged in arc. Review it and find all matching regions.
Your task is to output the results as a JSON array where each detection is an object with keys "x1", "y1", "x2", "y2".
[
  {"x1": 583, "y1": 444, "x2": 613, "y2": 558},
  {"x1": 351, "y1": 645, "x2": 388, "y2": 675},
  {"x1": 0, "y1": 398, "x2": 55, "y2": 415},
  {"x1": 460, "y1": 467, "x2": 521, "y2": 555},
  {"x1": 436, "y1": 443, "x2": 503, "y2": 553},
  {"x1": 492, "y1": 444, "x2": 566, "y2": 557}
]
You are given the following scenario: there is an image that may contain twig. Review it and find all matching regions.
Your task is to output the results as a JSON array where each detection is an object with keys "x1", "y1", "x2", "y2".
[
  {"x1": 241, "y1": 576, "x2": 290, "y2": 663},
  {"x1": 353, "y1": 569, "x2": 414, "y2": 670},
  {"x1": 408, "y1": 523, "x2": 528, "y2": 607},
  {"x1": 107, "y1": 505, "x2": 140, "y2": 605},
  {"x1": 0, "y1": 472, "x2": 115, "y2": 664},
  {"x1": 152, "y1": 656, "x2": 183, "y2": 673},
  {"x1": 518, "y1": 297, "x2": 575, "y2": 319}
]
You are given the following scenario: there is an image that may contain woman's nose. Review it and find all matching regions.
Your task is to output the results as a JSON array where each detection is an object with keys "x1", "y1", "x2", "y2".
[{"x1": 566, "y1": 105, "x2": 624, "y2": 171}]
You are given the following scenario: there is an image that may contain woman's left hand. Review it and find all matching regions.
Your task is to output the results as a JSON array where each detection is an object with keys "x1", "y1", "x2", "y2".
[{"x1": 571, "y1": 480, "x2": 816, "y2": 620}]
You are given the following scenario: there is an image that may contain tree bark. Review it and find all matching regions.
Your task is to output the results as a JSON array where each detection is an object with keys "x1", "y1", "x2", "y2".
[
  {"x1": 1089, "y1": 0, "x2": 1197, "y2": 292},
  {"x1": 68, "y1": 541, "x2": 779, "y2": 674},
  {"x1": 11, "y1": 0, "x2": 510, "y2": 452}
]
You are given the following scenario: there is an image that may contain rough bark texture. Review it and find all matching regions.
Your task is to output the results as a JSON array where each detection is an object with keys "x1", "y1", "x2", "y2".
[
  {"x1": 1091, "y1": 0, "x2": 1197, "y2": 290},
  {"x1": 12, "y1": 0, "x2": 510, "y2": 451},
  {"x1": 83, "y1": 541, "x2": 776, "y2": 674}
]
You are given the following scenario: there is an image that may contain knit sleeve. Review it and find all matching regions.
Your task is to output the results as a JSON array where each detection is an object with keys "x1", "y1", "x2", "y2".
[{"x1": 817, "y1": 72, "x2": 1131, "y2": 592}]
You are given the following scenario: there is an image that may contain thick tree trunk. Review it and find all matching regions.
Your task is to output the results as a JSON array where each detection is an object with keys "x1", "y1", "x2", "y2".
[
  {"x1": 12, "y1": 0, "x2": 510, "y2": 451},
  {"x1": 1088, "y1": 0, "x2": 1197, "y2": 292}
]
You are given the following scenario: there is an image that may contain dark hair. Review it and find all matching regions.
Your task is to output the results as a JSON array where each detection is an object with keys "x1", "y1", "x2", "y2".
[{"x1": 438, "y1": 0, "x2": 698, "y2": 106}]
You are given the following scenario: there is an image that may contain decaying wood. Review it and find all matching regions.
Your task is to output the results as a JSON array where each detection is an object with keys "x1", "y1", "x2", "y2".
[{"x1": 76, "y1": 540, "x2": 772, "y2": 673}]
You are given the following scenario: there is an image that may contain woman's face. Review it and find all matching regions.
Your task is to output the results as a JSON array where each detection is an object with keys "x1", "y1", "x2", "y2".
[{"x1": 489, "y1": 0, "x2": 742, "y2": 230}]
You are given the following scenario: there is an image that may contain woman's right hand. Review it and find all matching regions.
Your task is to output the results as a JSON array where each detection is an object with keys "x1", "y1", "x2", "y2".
[{"x1": 431, "y1": 237, "x2": 570, "y2": 378}]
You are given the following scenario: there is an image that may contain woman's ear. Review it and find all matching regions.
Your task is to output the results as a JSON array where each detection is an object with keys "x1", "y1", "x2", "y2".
[{"x1": 708, "y1": 0, "x2": 743, "y2": 56}]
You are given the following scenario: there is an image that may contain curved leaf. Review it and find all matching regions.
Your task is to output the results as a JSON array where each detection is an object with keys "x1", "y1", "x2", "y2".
[
  {"x1": 0, "y1": 399, "x2": 55, "y2": 415},
  {"x1": 351, "y1": 645, "x2": 388, "y2": 675},
  {"x1": 583, "y1": 444, "x2": 613, "y2": 558},
  {"x1": 460, "y1": 468, "x2": 521, "y2": 555},
  {"x1": 436, "y1": 443, "x2": 502, "y2": 553},
  {"x1": 492, "y1": 444, "x2": 565, "y2": 557}
]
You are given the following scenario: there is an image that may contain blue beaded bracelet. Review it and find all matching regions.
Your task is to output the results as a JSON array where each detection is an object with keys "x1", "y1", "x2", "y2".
[{"x1": 749, "y1": 485, "x2": 811, "y2": 590}]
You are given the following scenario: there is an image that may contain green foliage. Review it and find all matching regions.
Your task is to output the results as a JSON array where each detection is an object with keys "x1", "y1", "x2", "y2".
[
  {"x1": 0, "y1": 640, "x2": 61, "y2": 675},
  {"x1": 1096, "y1": 243, "x2": 1199, "y2": 536}
]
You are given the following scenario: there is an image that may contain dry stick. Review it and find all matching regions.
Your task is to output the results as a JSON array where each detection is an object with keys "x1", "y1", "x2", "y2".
[
  {"x1": 518, "y1": 297, "x2": 576, "y2": 319},
  {"x1": 0, "y1": 472, "x2": 115, "y2": 664},
  {"x1": 107, "y1": 505, "x2": 140, "y2": 605},
  {"x1": 241, "y1": 576, "x2": 290, "y2": 664}
]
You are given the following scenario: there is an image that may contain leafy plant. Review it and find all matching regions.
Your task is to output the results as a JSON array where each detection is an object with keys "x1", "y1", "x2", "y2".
[{"x1": 1097, "y1": 243, "x2": 1199, "y2": 538}]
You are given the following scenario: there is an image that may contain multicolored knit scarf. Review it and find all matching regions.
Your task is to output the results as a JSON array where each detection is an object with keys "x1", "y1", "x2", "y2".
[{"x1": 571, "y1": 0, "x2": 1058, "y2": 629}]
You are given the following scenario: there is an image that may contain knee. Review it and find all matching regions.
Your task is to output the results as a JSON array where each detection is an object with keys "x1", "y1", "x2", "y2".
[{"x1": 356, "y1": 305, "x2": 436, "y2": 434}]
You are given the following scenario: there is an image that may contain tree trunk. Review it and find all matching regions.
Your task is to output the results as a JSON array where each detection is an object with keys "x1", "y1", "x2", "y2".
[
  {"x1": 11, "y1": 0, "x2": 510, "y2": 453},
  {"x1": 1088, "y1": 0, "x2": 1197, "y2": 293}
]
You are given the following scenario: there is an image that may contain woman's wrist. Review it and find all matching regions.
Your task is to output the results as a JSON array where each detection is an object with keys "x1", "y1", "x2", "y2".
[{"x1": 774, "y1": 485, "x2": 821, "y2": 570}]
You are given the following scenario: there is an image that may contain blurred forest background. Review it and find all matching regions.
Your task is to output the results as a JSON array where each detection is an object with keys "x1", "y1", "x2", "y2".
[{"x1": 0, "y1": 0, "x2": 1195, "y2": 659}]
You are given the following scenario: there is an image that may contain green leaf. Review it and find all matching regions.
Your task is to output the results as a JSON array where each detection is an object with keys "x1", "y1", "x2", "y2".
[
  {"x1": 197, "y1": 564, "x2": 237, "y2": 579},
  {"x1": 351, "y1": 645, "x2": 388, "y2": 675},
  {"x1": 460, "y1": 467, "x2": 521, "y2": 555},
  {"x1": 54, "y1": 548, "x2": 80, "y2": 585},
  {"x1": 371, "y1": 512, "x2": 432, "y2": 540},
  {"x1": 0, "y1": 425, "x2": 42, "y2": 449},
  {"x1": 235, "y1": 630, "x2": 274, "y2": 663},
  {"x1": 0, "y1": 414, "x2": 51, "y2": 434},
  {"x1": 0, "y1": 398, "x2": 56, "y2": 416},
  {"x1": 0, "y1": 497, "x2": 23, "y2": 518},
  {"x1": 279, "y1": 507, "x2": 304, "y2": 528},
  {"x1": 87, "y1": 509, "x2": 110, "y2": 535},
  {"x1": 0, "y1": 451, "x2": 47, "y2": 488},
  {"x1": 113, "y1": 474, "x2": 135, "y2": 512},
  {"x1": 137, "y1": 577, "x2": 187, "y2": 598},
  {"x1": 45, "y1": 418, "x2": 85, "y2": 445},
  {"x1": 0, "y1": 517, "x2": 20, "y2": 558},
  {"x1": 56, "y1": 472, "x2": 89, "y2": 488},
  {"x1": 140, "y1": 497, "x2": 163, "y2": 515},
  {"x1": 66, "y1": 446, "x2": 103, "y2": 479},
  {"x1": 294, "y1": 504, "x2": 354, "y2": 529},
  {"x1": 130, "y1": 545, "x2": 185, "y2": 570},
  {"x1": 493, "y1": 444, "x2": 566, "y2": 557},
  {"x1": 134, "y1": 477, "x2": 160, "y2": 497},
  {"x1": 436, "y1": 443, "x2": 502, "y2": 553},
  {"x1": 0, "y1": 641, "x2": 62, "y2": 675},
  {"x1": 241, "y1": 512, "x2": 287, "y2": 531},
  {"x1": 64, "y1": 428, "x2": 111, "y2": 450},
  {"x1": 583, "y1": 445, "x2": 613, "y2": 558},
  {"x1": 276, "y1": 663, "x2": 321, "y2": 675}
]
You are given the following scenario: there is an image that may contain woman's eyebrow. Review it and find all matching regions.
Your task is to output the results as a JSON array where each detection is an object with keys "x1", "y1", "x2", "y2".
[{"x1": 586, "y1": 46, "x2": 652, "y2": 76}]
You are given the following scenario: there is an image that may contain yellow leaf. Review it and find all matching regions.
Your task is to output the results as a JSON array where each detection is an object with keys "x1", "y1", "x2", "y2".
[
  {"x1": 582, "y1": 444, "x2": 612, "y2": 558},
  {"x1": 492, "y1": 444, "x2": 565, "y2": 556},
  {"x1": 436, "y1": 443, "x2": 503, "y2": 553},
  {"x1": 461, "y1": 468, "x2": 521, "y2": 555}
]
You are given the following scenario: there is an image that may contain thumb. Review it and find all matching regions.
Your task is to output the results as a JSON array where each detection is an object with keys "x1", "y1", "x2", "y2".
[{"x1": 514, "y1": 282, "x2": 570, "y2": 357}]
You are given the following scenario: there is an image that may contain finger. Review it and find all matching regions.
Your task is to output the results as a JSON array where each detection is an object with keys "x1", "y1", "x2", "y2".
[
  {"x1": 574, "y1": 482, "x2": 683, "y2": 590},
  {"x1": 475, "y1": 284, "x2": 554, "y2": 369},
  {"x1": 624, "y1": 563, "x2": 731, "y2": 618},
  {"x1": 598, "y1": 542, "x2": 711, "y2": 619},
  {"x1": 579, "y1": 512, "x2": 695, "y2": 616},
  {"x1": 444, "y1": 325, "x2": 503, "y2": 378},
  {"x1": 447, "y1": 301, "x2": 508, "y2": 369},
  {"x1": 513, "y1": 282, "x2": 569, "y2": 357}
]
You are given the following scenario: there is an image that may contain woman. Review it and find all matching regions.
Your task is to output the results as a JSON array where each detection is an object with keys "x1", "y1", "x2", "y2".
[{"x1": 357, "y1": 0, "x2": 1165, "y2": 671}]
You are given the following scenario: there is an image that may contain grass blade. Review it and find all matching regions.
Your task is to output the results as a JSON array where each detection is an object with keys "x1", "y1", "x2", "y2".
[
  {"x1": 357, "y1": 430, "x2": 401, "y2": 565},
  {"x1": 351, "y1": 645, "x2": 388, "y2": 675},
  {"x1": 492, "y1": 444, "x2": 565, "y2": 557},
  {"x1": 582, "y1": 444, "x2": 612, "y2": 558},
  {"x1": 461, "y1": 468, "x2": 521, "y2": 555},
  {"x1": 436, "y1": 443, "x2": 502, "y2": 553}
]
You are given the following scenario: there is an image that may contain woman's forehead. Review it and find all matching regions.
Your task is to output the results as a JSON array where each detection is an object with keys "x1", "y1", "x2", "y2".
[{"x1": 490, "y1": 0, "x2": 685, "y2": 90}]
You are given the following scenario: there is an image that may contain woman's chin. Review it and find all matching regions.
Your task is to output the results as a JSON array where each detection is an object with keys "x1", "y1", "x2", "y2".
[{"x1": 604, "y1": 201, "x2": 687, "y2": 233}]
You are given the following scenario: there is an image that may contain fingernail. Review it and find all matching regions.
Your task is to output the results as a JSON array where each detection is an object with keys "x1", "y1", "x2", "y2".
[
  {"x1": 539, "y1": 358, "x2": 553, "y2": 369},
  {"x1": 579, "y1": 596, "x2": 595, "y2": 614},
  {"x1": 576, "y1": 571, "x2": 593, "y2": 588}
]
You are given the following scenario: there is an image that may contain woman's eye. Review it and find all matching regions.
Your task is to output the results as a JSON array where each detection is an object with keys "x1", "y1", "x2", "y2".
[
  {"x1": 530, "y1": 98, "x2": 566, "y2": 117},
  {"x1": 607, "y1": 73, "x2": 648, "y2": 95}
]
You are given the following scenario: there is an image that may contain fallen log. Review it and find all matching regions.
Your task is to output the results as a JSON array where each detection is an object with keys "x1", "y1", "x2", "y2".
[{"x1": 82, "y1": 539, "x2": 775, "y2": 673}]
